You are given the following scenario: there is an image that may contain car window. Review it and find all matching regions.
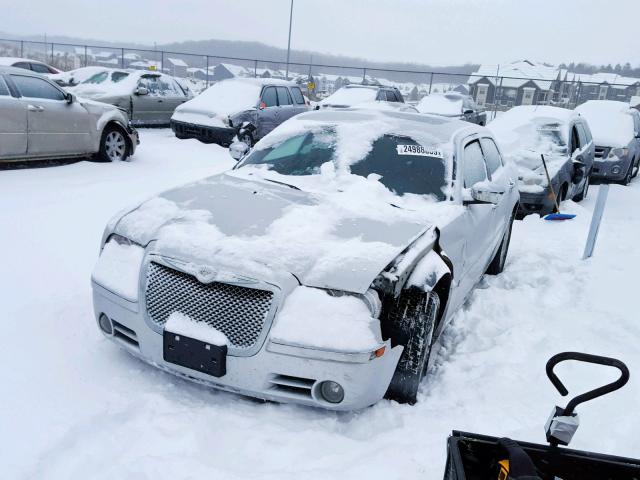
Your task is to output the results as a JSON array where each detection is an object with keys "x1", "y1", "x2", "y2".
[
  {"x1": 480, "y1": 138, "x2": 503, "y2": 176},
  {"x1": 30, "y1": 63, "x2": 50, "y2": 74},
  {"x1": 375, "y1": 90, "x2": 385, "y2": 101},
  {"x1": 261, "y1": 87, "x2": 278, "y2": 107},
  {"x1": 276, "y1": 86, "x2": 292, "y2": 106},
  {"x1": 13, "y1": 62, "x2": 30, "y2": 70},
  {"x1": 463, "y1": 141, "x2": 488, "y2": 188},
  {"x1": 632, "y1": 113, "x2": 640, "y2": 135},
  {"x1": 387, "y1": 90, "x2": 399, "y2": 102},
  {"x1": 290, "y1": 87, "x2": 305, "y2": 105},
  {"x1": 239, "y1": 130, "x2": 448, "y2": 200},
  {"x1": 111, "y1": 71, "x2": 129, "y2": 83},
  {"x1": 11, "y1": 75, "x2": 65, "y2": 100},
  {"x1": 580, "y1": 121, "x2": 593, "y2": 143},
  {"x1": 138, "y1": 75, "x2": 161, "y2": 95},
  {"x1": 0, "y1": 76, "x2": 10, "y2": 96},
  {"x1": 570, "y1": 125, "x2": 581, "y2": 153},
  {"x1": 157, "y1": 76, "x2": 181, "y2": 96},
  {"x1": 576, "y1": 123, "x2": 589, "y2": 148}
]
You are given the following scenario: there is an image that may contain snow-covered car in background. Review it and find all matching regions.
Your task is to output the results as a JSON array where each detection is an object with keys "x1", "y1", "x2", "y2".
[
  {"x1": 71, "y1": 69, "x2": 193, "y2": 127},
  {"x1": 50, "y1": 66, "x2": 110, "y2": 87},
  {"x1": 575, "y1": 100, "x2": 640, "y2": 184},
  {"x1": 91, "y1": 109, "x2": 519, "y2": 409},
  {"x1": 170, "y1": 78, "x2": 309, "y2": 146},
  {"x1": 0, "y1": 56, "x2": 60, "y2": 75},
  {"x1": 416, "y1": 92, "x2": 487, "y2": 126},
  {"x1": 489, "y1": 106, "x2": 594, "y2": 217},
  {"x1": 0, "y1": 66, "x2": 137, "y2": 163},
  {"x1": 318, "y1": 84, "x2": 411, "y2": 110}
]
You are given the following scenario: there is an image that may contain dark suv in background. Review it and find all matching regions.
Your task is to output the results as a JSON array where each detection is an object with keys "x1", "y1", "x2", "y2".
[{"x1": 171, "y1": 78, "x2": 309, "y2": 146}]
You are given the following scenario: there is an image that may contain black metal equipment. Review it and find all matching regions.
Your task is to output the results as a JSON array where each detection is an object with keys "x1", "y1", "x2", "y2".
[{"x1": 443, "y1": 352, "x2": 638, "y2": 480}]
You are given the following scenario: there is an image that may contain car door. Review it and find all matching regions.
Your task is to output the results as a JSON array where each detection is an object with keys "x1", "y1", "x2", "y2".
[
  {"x1": 256, "y1": 86, "x2": 279, "y2": 139},
  {"x1": 0, "y1": 75, "x2": 27, "y2": 158},
  {"x1": 275, "y1": 86, "x2": 296, "y2": 123},
  {"x1": 9, "y1": 73, "x2": 92, "y2": 156},
  {"x1": 156, "y1": 76, "x2": 188, "y2": 124},
  {"x1": 289, "y1": 86, "x2": 308, "y2": 116},
  {"x1": 439, "y1": 138, "x2": 495, "y2": 311},
  {"x1": 575, "y1": 120, "x2": 594, "y2": 174},
  {"x1": 132, "y1": 74, "x2": 164, "y2": 125}
]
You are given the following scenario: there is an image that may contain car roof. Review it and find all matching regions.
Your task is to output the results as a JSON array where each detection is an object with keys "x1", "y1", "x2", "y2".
[
  {"x1": 225, "y1": 77, "x2": 296, "y2": 87},
  {"x1": 343, "y1": 84, "x2": 395, "y2": 90},
  {"x1": 0, "y1": 65, "x2": 47, "y2": 77},
  {"x1": 292, "y1": 108, "x2": 479, "y2": 143}
]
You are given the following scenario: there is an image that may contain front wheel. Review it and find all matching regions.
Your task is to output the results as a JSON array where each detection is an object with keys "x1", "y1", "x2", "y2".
[
  {"x1": 384, "y1": 289, "x2": 440, "y2": 405},
  {"x1": 99, "y1": 126, "x2": 129, "y2": 162},
  {"x1": 486, "y1": 213, "x2": 514, "y2": 275}
]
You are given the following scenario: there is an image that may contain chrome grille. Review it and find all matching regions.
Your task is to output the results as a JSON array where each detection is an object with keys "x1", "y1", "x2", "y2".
[{"x1": 145, "y1": 262, "x2": 274, "y2": 350}]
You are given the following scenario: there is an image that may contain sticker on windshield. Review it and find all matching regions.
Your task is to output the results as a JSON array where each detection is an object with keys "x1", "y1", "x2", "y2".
[{"x1": 396, "y1": 145, "x2": 443, "y2": 158}]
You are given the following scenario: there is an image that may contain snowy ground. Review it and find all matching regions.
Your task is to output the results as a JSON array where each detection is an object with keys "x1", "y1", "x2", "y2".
[{"x1": 1, "y1": 129, "x2": 638, "y2": 479}]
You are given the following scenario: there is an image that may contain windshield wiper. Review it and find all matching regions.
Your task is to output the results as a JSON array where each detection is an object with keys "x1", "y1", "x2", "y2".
[{"x1": 262, "y1": 178, "x2": 301, "y2": 191}]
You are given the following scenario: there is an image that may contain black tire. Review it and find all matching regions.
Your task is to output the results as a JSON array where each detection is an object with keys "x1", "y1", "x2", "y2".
[
  {"x1": 621, "y1": 162, "x2": 633, "y2": 186},
  {"x1": 98, "y1": 125, "x2": 129, "y2": 162},
  {"x1": 486, "y1": 212, "x2": 514, "y2": 275},
  {"x1": 632, "y1": 158, "x2": 639, "y2": 179},
  {"x1": 573, "y1": 174, "x2": 589, "y2": 202},
  {"x1": 175, "y1": 133, "x2": 188, "y2": 140},
  {"x1": 384, "y1": 289, "x2": 440, "y2": 405}
]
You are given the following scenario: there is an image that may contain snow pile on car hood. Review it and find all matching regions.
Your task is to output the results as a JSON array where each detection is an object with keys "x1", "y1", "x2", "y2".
[
  {"x1": 575, "y1": 101, "x2": 635, "y2": 148},
  {"x1": 172, "y1": 79, "x2": 262, "y2": 125},
  {"x1": 112, "y1": 112, "x2": 461, "y2": 294},
  {"x1": 489, "y1": 106, "x2": 572, "y2": 185},
  {"x1": 416, "y1": 94, "x2": 463, "y2": 116}
]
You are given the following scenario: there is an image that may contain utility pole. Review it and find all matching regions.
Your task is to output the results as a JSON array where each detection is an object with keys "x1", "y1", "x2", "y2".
[{"x1": 285, "y1": 0, "x2": 294, "y2": 80}]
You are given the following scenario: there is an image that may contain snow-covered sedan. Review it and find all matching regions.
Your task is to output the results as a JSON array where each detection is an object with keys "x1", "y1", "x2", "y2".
[
  {"x1": 0, "y1": 66, "x2": 138, "y2": 163},
  {"x1": 489, "y1": 106, "x2": 594, "y2": 217},
  {"x1": 416, "y1": 92, "x2": 487, "y2": 126},
  {"x1": 318, "y1": 84, "x2": 415, "y2": 111},
  {"x1": 91, "y1": 109, "x2": 519, "y2": 409},
  {"x1": 71, "y1": 69, "x2": 193, "y2": 126},
  {"x1": 171, "y1": 78, "x2": 309, "y2": 147},
  {"x1": 575, "y1": 100, "x2": 640, "y2": 185}
]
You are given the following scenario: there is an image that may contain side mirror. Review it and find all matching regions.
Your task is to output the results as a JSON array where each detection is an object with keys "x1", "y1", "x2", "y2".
[
  {"x1": 463, "y1": 108, "x2": 474, "y2": 115},
  {"x1": 258, "y1": 101, "x2": 266, "y2": 110},
  {"x1": 467, "y1": 184, "x2": 505, "y2": 204},
  {"x1": 135, "y1": 87, "x2": 149, "y2": 96},
  {"x1": 572, "y1": 160, "x2": 586, "y2": 183},
  {"x1": 229, "y1": 141, "x2": 249, "y2": 161},
  {"x1": 65, "y1": 92, "x2": 75, "y2": 104}
]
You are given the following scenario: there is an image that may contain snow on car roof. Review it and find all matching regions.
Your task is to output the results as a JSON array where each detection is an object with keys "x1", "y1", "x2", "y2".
[
  {"x1": 416, "y1": 93, "x2": 465, "y2": 116},
  {"x1": 319, "y1": 86, "x2": 380, "y2": 107},
  {"x1": 575, "y1": 100, "x2": 636, "y2": 147}
]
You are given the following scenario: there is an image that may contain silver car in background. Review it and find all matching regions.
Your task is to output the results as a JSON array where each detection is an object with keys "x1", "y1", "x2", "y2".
[
  {"x1": 0, "y1": 66, "x2": 137, "y2": 163},
  {"x1": 416, "y1": 92, "x2": 487, "y2": 126},
  {"x1": 171, "y1": 78, "x2": 309, "y2": 146},
  {"x1": 71, "y1": 69, "x2": 193, "y2": 127},
  {"x1": 91, "y1": 109, "x2": 519, "y2": 410},
  {"x1": 575, "y1": 100, "x2": 640, "y2": 184}
]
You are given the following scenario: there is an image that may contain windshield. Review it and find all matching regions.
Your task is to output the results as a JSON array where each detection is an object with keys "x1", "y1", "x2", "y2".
[
  {"x1": 238, "y1": 129, "x2": 447, "y2": 200},
  {"x1": 83, "y1": 71, "x2": 129, "y2": 85}
]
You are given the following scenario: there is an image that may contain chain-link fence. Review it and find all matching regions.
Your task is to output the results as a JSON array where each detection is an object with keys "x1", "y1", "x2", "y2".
[{"x1": 2, "y1": 38, "x2": 639, "y2": 113}]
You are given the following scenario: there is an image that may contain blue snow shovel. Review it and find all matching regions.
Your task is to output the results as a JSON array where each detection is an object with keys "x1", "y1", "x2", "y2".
[{"x1": 541, "y1": 154, "x2": 576, "y2": 221}]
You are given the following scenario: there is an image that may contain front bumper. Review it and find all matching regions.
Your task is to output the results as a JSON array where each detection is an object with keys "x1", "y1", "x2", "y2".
[
  {"x1": 170, "y1": 119, "x2": 237, "y2": 146},
  {"x1": 591, "y1": 158, "x2": 631, "y2": 182},
  {"x1": 92, "y1": 281, "x2": 402, "y2": 410},
  {"x1": 517, "y1": 187, "x2": 556, "y2": 217}
]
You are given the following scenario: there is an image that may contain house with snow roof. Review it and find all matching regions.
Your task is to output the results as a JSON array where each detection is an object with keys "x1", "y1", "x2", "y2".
[{"x1": 165, "y1": 58, "x2": 188, "y2": 77}]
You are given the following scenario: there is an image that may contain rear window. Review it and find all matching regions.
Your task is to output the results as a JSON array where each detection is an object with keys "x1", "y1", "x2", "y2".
[{"x1": 291, "y1": 87, "x2": 305, "y2": 104}]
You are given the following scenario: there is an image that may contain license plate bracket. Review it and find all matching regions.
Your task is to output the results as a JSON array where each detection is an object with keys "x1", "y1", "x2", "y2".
[{"x1": 163, "y1": 330, "x2": 227, "y2": 378}]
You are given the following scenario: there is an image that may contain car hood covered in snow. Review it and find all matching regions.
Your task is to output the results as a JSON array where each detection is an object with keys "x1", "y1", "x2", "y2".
[{"x1": 111, "y1": 172, "x2": 441, "y2": 294}]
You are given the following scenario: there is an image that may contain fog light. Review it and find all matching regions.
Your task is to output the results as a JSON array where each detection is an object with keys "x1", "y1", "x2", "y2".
[
  {"x1": 320, "y1": 381, "x2": 344, "y2": 404},
  {"x1": 612, "y1": 166, "x2": 621, "y2": 175},
  {"x1": 99, "y1": 313, "x2": 113, "y2": 335}
]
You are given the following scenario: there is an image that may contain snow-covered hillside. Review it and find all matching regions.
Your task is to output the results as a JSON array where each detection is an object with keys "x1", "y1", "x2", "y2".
[{"x1": 1, "y1": 129, "x2": 638, "y2": 479}]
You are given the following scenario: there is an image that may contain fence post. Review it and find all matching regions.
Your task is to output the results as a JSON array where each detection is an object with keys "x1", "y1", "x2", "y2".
[
  {"x1": 428, "y1": 72, "x2": 433, "y2": 94},
  {"x1": 205, "y1": 56, "x2": 209, "y2": 87},
  {"x1": 160, "y1": 51, "x2": 164, "y2": 72},
  {"x1": 582, "y1": 184, "x2": 609, "y2": 260},
  {"x1": 362, "y1": 68, "x2": 367, "y2": 84},
  {"x1": 493, "y1": 76, "x2": 503, "y2": 121},
  {"x1": 20, "y1": 40, "x2": 24, "y2": 57},
  {"x1": 254, "y1": 59, "x2": 258, "y2": 78},
  {"x1": 84, "y1": 45, "x2": 88, "y2": 67},
  {"x1": 121, "y1": 48, "x2": 125, "y2": 68},
  {"x1": 51, "y1": 42, "x2": 54, "y2": 64}
]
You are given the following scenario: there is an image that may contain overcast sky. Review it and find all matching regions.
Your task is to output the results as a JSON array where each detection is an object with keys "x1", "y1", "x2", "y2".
[{"x1": 1, "y1": 0, "x2": 638, "y2": 67}]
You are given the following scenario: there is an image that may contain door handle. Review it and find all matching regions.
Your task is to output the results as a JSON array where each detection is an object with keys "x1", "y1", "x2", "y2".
[{"x1": 28, "y1": 104, "x2": 44, "y2": 112}]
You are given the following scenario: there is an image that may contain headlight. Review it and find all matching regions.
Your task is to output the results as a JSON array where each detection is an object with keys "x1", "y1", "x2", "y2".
[
  {"x1": 610, "y1": 148, "x2": 629, "y2": 158},
  {"x1": 327, "y1": 288, "x2": 381, "y2": 318}
]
